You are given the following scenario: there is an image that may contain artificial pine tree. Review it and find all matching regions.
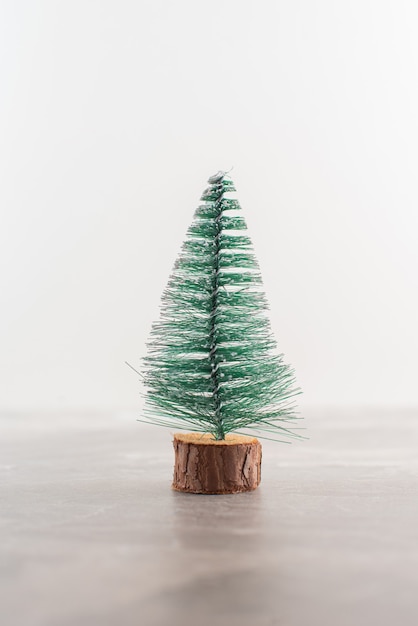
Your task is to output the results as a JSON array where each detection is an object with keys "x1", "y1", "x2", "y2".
[{"x1": 141, "y1": 171, "x2": 301, "y2": 493}]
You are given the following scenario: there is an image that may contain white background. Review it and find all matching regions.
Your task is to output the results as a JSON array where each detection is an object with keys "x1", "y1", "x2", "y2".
[{"x1": 1, "y1": 0, "x2": 417, "y2": 412}]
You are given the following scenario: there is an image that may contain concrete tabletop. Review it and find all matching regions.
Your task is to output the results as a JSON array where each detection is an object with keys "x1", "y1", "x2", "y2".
[{"x1": 1, "y1": 409, "x2": 417, "y2": 626}]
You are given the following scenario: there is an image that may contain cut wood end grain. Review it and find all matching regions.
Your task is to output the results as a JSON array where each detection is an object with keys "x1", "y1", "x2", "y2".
[{"x1": 173, "y1": 432, "x2": 259, "y2": 445}]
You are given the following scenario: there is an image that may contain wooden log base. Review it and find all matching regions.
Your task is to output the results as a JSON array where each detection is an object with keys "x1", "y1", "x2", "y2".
[{"x1": 172, "y1": 433, "x2": 262, "y2": 494}]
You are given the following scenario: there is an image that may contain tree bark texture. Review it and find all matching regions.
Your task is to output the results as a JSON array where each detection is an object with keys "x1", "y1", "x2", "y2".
[{"x1": 172, "y1": 433, "x2": 262, "y2": 494}]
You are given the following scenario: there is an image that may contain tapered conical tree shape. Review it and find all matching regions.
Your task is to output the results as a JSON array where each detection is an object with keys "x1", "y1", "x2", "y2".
[{"x1": 142, "y1": 171, "x2": 301, "y2": 441}]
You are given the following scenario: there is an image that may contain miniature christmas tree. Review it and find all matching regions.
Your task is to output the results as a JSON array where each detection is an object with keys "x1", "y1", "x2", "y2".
[{"x1": 141, "y1": 171, "x2": 301, "y2": 493}]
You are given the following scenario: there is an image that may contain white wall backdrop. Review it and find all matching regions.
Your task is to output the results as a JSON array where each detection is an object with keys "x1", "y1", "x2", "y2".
[{"x1": 1, "y1": 0, "x2": 417, "y2": 411}]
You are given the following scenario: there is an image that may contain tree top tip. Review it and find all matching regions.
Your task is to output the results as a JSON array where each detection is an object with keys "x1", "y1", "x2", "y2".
[{"x1": 208, "y1": 171, "x2": 226, "y2": 184}]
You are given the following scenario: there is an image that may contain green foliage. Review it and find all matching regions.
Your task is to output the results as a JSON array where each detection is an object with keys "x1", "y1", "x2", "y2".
[{"x1": 142, "y1": 172, "x2": 301, "y2": 441}]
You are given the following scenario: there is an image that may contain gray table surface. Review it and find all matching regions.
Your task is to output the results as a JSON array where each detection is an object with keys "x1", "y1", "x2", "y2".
[{"x1": 1, "y1": 409, "x2": 417, "y2": 626}]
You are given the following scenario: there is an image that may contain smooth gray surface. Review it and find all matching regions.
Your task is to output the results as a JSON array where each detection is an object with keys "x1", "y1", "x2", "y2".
[{"x1": 1, "y1": 409, "x2": 417, "y2": 626}]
